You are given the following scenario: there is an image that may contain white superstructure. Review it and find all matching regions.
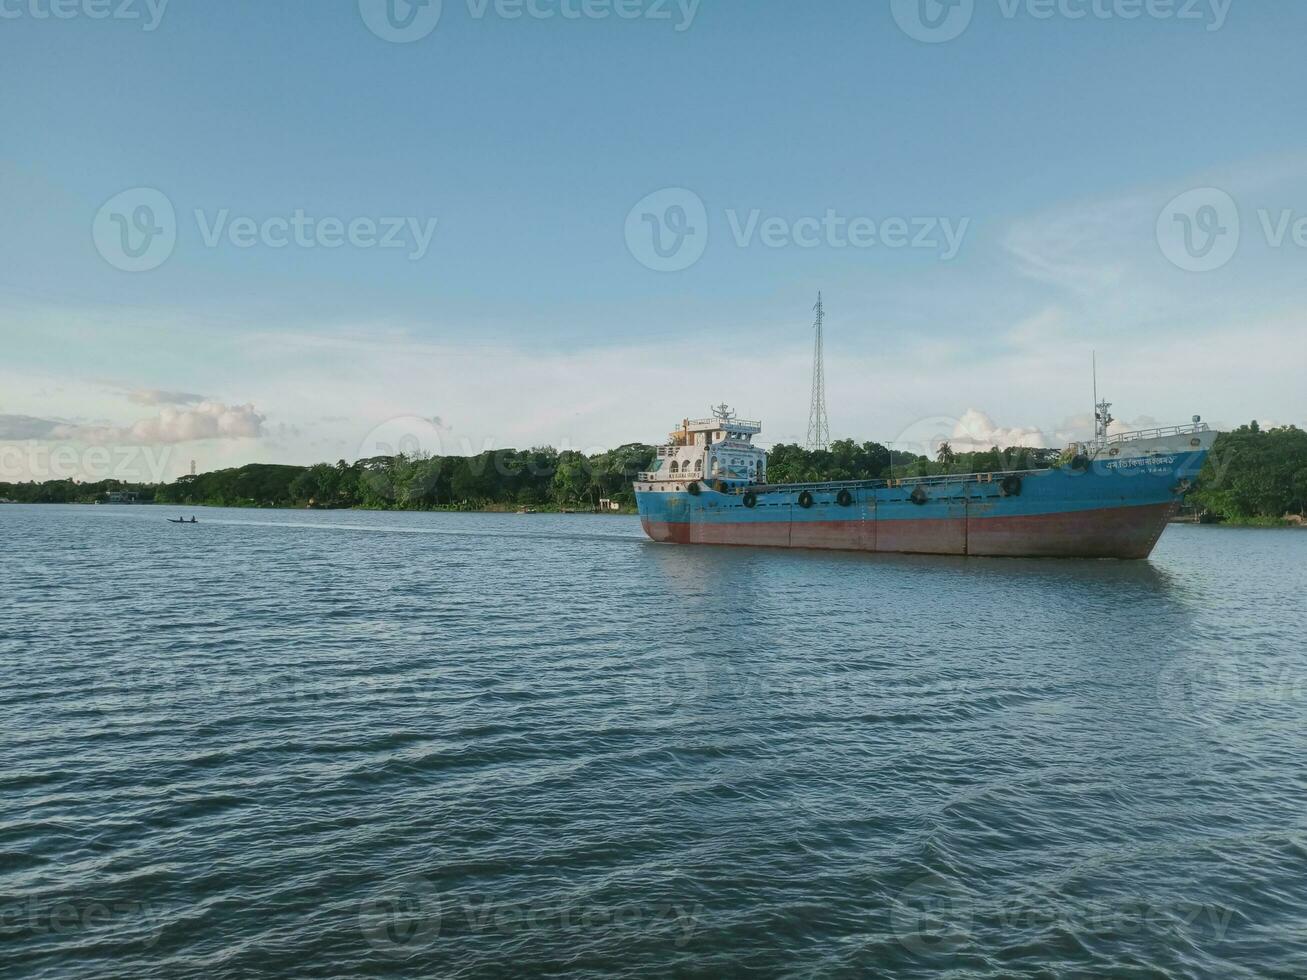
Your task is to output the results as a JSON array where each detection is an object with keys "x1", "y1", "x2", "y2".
[{"x1": 637, "y1": 404, "x2": 766, "y2": 491}]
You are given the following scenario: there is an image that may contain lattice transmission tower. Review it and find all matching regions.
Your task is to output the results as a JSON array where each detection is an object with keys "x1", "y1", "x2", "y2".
[{"x1": 806, "y1": 292, "x2": 830, "y2": 451}]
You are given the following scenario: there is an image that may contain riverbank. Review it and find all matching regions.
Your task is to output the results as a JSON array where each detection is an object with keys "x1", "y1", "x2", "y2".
[
  {"x1": 2, "y1": 499, "x2": 640, "y2": 516},
  {"x1": 6, "y1": 421, "x2": 1305, "y2": 523},
  {"x1": 1205, "y1": 515, "x2": 1305, "y2": 529}
]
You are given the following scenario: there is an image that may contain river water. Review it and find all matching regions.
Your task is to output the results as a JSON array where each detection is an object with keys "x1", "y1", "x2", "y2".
[{"x1": 3, "y1": 504, "x2": 1306, "y2": 978}]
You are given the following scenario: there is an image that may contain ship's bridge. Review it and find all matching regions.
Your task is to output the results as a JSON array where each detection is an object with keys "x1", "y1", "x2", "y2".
[{"x1": 637, "y1": 404, "x2": 767, "y2": 489}]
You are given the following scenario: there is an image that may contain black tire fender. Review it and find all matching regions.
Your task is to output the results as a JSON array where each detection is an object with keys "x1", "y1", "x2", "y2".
[
  {"x1": 836, "y1": 489, "x2": 854, "y2": 507},
  {"x1": 686, "y1": 481, "x2": 701, "y2": 496},
  {"x1": 797, "y1": 491, "x2": 814, "y2": 509},
  {"x1": 742, "y1": 491, "x2": 757, "y2": 508},
  {"x1": 1000, "y1": 475, "x2": 1023, "y2": 497},
  {"x1": 909, "y1": 485, "x2": 928, "y2": 506}
]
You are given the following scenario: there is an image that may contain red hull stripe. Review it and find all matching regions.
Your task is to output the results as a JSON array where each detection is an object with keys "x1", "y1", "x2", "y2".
[{"x1": 640, "y1": 502, "x2": 1176, "y2": 559}]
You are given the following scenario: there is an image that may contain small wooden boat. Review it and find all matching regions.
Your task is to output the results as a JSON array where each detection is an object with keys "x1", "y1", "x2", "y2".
[{"x1": 168, "y1": 517, "x2": 199, "y2": 524}]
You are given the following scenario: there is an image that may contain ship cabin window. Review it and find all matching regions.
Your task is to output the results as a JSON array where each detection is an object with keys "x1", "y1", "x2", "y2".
[
  {"x1": 668, "y1": 461, "x2": 679, "y2": 474},
  {"x1": 694, "y1": 460, "x2": 702, "y2": 472}
]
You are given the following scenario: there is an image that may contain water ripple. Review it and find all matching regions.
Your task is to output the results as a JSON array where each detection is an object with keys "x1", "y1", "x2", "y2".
[{"x1": 2, "y1": 505, "x2": 1306, "y2": 977}]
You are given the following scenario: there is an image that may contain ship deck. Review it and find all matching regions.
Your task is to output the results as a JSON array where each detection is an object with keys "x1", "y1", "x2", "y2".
[{"x1": 740, "y1": 467, "x2": 1050, "y2": 495}]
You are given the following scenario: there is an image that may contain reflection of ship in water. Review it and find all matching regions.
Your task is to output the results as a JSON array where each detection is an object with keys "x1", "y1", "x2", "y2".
[{"x1": 634, "y1": 403, "x2": 1214, "y2": 560}]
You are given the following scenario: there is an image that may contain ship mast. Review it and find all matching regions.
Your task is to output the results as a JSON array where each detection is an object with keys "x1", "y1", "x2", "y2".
[
  {"x1": 1092, "y1": 352, "x2": 1113, "y2": 448},
  {"x1": 806, "y1": 292, "x2": 830, "y2": 451}
]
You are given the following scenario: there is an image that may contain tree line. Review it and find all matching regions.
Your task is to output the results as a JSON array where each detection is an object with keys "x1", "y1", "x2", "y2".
[
  {"x1": 1192, "y1": 423, "x2": 1307, "y2": 523},
  {"x1": 151, "y1": 445, "x2": 658, "y2": 511},
  {"x1": 2, "y1": 424, "x2": 1304, "y2": 523}
]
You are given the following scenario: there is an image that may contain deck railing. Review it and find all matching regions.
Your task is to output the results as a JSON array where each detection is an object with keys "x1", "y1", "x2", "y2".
[
  {"x1": 633, "y1": 469, "x2": 1048, "y2": 492},
  {"x1": 1106, "y1": 422, "x2": 1209, "y2": 444},
  {"x1": 638, "y1": 470, "x2": 705, "y2": 481},
  {"x1": 683, "y1": 417, "x2": 762, "y2": 431},
  {"x1": 742, "y1": 469, "x2": 1048, "y2": 494}
]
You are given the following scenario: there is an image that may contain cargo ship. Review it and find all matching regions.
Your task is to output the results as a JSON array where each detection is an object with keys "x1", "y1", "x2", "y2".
[{"x1": 634, "y1": 404, "x2": 1214, "y2": 559}]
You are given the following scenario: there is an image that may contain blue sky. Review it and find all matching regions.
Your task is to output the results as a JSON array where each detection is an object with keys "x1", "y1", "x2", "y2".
[{"x1": 3, "y1": 0, "x2": 1306, "y2": 480}]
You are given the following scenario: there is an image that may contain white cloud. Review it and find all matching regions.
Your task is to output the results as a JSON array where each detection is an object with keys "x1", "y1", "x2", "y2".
[
  {"x1": 49, "y1": 402, "x2": 265, "y2": 445},
  {"x1": 949, "y1": 408, "x2": 1050, "y2": 451},
  {"x1": 0, "y1": 414, "x2": 59, "y2": 440}
]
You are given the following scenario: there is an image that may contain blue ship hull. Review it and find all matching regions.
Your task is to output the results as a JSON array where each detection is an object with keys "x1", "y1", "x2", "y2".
[{"x1": 636, "y1": 440, "x2": 1211, "y2": 560}]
